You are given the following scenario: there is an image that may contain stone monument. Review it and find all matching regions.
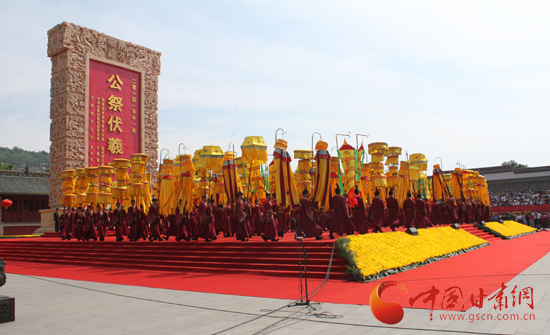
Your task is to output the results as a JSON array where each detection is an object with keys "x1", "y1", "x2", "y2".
[
  {"x1": 47, "y1": 22, "x2": 161, "y2": 208},
  {"x1": 0, "y1": 258, "x2": 14, "y2": 323}
]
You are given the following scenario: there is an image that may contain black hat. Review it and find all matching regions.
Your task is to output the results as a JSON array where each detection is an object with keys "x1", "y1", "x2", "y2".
[
  {"x1": 303, "y1": 188, "x2": 309, "y2": 196},
  {"x1": 389, "y1": 189, "x2": 394, "y2": 196},
  {"x1": 152, "y1": 197, "x2": 158, "y2": 202},
  {"x1": 417, "y1": 193, "x2": 422, "y2": 198},
  {"x1": 374, "y1": 190, "x2": 380, "y2": 196},
  {"x1": 335, "y1": 187, "x2": 341, "y2": 195},
  {"x1": 265, "y1": 191, "x2": 271, "y2": 196},
  {"x1": 407, "y1": 192, "x2": 412, "y2": 197},
  {"x1": 202, "y1": 194, "x2": 207, "y2": 199},
  {"x1": 354, "y1": 185, "x2": 359, "y2": 195},
  {"x1": 237, "y1": 190, "x2": 244, "y2": 196}
]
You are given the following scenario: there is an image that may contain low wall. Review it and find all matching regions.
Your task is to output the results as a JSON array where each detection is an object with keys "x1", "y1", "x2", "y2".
[{"x1": 491, "y1": 204, "x2": 550, "y2": 214}]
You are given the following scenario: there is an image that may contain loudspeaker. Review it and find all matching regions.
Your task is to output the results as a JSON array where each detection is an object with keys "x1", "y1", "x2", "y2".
[
  {"x1": 451, "y1": 223, "x2": 460, "y2": 229},
  {"x1": 406, "y1": 227, "x2": 419, "y2": 236}
]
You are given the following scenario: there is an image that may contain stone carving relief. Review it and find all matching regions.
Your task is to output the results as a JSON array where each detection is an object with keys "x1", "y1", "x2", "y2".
[{"x1": 48, "y1": 21, "x2": 160, "y2": 207}]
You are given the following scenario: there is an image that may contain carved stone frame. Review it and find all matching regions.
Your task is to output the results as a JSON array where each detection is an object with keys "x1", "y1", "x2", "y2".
[{"x1": 47, "y1": 22, "x2": 160, "y2": 207}]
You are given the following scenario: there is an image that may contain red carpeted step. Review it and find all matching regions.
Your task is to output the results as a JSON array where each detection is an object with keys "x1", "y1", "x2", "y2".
[
  {"x1": 460, "y1": 224, "x2": 502, "y2": 244},
  {"x1": 0, "y1": 235, "x2": 348, "y2": 281}
]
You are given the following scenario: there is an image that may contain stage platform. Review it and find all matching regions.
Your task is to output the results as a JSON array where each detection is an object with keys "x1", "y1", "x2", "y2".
[{"x1": 2, "y1": 226, "x2": 548, "y2": 311}]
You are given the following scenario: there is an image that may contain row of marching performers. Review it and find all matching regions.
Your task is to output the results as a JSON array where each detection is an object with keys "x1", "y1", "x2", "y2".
[{"x1": 57, "y1": 187, "x2": 491, "y2": 242}]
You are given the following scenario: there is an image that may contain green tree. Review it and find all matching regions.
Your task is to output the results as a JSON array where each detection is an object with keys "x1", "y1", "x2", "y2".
[
  {"x1": 501, "y1": 160, "x2": 528, "y2": 169},
  {"x1": 0, "y1": 163, "x2": 14, "y2": 170}
]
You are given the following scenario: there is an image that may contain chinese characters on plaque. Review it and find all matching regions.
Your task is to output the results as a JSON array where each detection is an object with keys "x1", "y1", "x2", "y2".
[{"x1": 88, "y1": 60, "x2": 141, "y2": 167}]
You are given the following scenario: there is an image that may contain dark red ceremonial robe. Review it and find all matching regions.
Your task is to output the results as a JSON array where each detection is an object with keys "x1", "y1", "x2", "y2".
[
  {"x1": 83, "y1": 211, "x2": 97, "y2": 240},
  {"x1": 251, "y1": 205, "x2": 263, "y2": 235},
  {"x1": 431, "y1": 203, "x2": 441, "y2": 225},
  {"x1": 385, "y1": 196, "x2": 399, "y2": 228},
  {"x1": 352, "y1": 196, "x2": 368, "y2": 234},
  {"x1": 235, "y1": 199, "x2": 248, "y2": 240},
  {"x1": 371, "y1": 197, "x2": 385, "y2": 230},
  {"x1": 95, "y1": 211, "x2": 109, "y2": 239},
  {"x1": 147, "y1": 204, "x2": 162, "y2": 239},
  {"x1": 447, "y1": 198, "x2": 459, "y2": 223},
  {"x1": 330, "y1": 195, "x2": 351, "y2": 234},
  {"x1": 414, "y1": 199, "x2": 427, "y2": 229},
  {"x1": 298, "y1": 197, "x2": 323, "y2": 238},
  {"x1": 223, "y1": 205, "x2": 232, "y2": 236},
  {"x1": 263, "y1": 200, "x2": 278, "y2": 240},
  {"x1": 458, "y1": 202, "x2": 466, "y2": 224},
  {"x1": 127, "y1": 205, "x2": 138, "y2": 240},
  {"x1": 403, "y1": 198, "x2": 415, "y2": 228}
]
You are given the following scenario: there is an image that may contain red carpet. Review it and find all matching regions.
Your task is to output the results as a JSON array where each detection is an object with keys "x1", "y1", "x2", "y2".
[{"x1": 3, "y1": 230, "x2": 549, "y2": 311}]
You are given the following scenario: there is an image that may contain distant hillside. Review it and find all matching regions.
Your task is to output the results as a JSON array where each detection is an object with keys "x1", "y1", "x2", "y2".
[{"x1": 0, "y1": 146, "x2": 50, "y2": 171}]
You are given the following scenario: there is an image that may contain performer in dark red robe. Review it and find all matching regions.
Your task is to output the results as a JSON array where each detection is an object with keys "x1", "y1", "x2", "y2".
[
  {"x1": 113, "y1": 202, "x2": 126, "y2": 241},
  {"x1": 223, "y1": 201, "x2": 232, "y2": 237},
  {"x1": 262, "y1": 192, "x2": 279, "y2": 241},
  {"x1": 279, "y1": 205, "x2": 290, "y2": 235},
  {"x1": 414, "y1": 194, "x2": 427, "y2": 229},
  {"x1": 60, "y1": 208, "x2": 71, "y2": 240},
  {"x1": 447, "y1": 196, "x2": 460, "y2": 223},
  {"x1": 440, "y1": 202, "x2": 449, "y2": 225},
  {"x1": 59, "y1": 208, "x2": 66, "y2": 240},
  {"x1": 431, "y1": 201, "x2": 441, "y2": 225},
  {"x1": 164, "y1": 213, "x2": 178, "y2": 240},
  {"x1": 371, "y1": 190, "x2": 385, "y2": 233},
  {"x1": 458, "y1": 199, "x2": 466, "y2": 224},
  {"x1": 141, "y1": 205, "x2": 150, "y2": 240},
  {"x1": 385, "y1": 190, "x2": 399, "y2": 231},
  {"x1": 297, "y1": 189, "x2": 324, "y2": 240},
  {"x1": 329, "y1": 187, "x2": 352, "y2": 238},
  {"x1": 234, "y1": 191, "x2": 249, "y2": 241},
  {"x1": 95, "y1": 204, "x2": 109, "y2": 241},
  {"x1": 73, "y1": 207, "x2": 83, "y2": 241},
  {"x1": 352, "y1": 187, "x2": 368, "y2": 234},
  {"x1": 194, "y1": 195, "x2": 216, "y2": 242},
  {"x1": 251, "y1": 200, "x2": 263, "y2": 236},
  {"x1": 484, "y1": 205, "x2": 491, "y2": 222},
  {"x1": 474, "y1": 200, "x2": 483, "y2": 224},
  {"x1": 147, "y1": 198, "x2": 163, "y2": 242},
  {"x1": 127, "y1": 200, "x2": 138, "y2": 241},
  {"x1": 83, "y1": 205, "x2": 97, "y2": 241},
  {"x1": 403, "y1": 192, "x2": 415, "y2": 228},
  {"x1": 175, "y1": 207, "x2": 190, "y2": 242},
  {"x1": 187, "y1": 205, "x2": 198, "y2": 237}
]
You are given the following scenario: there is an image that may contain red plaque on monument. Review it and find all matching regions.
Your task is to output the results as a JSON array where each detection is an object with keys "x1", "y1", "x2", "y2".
[{"x1": 87, "y1": 60, "x2": 142, "y2": 167}]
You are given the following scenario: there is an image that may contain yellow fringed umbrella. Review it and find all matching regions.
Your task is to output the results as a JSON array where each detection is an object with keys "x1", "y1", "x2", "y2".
[
  {"x1": 338, "y1": 139, "x2": 356, "y2": 195},
  {"x1": 222, "y1": 152, "x2": 242, "y2": 204},
  {"x1": 273, "y1": 140, "x2": 300, "y2": 207},
  {"x1": 432, "y1": 164, "x2": 449, "y2": 202},
  {"x1": 158, "y1": 158, "x2": 175, "y2": 216},
  {"x1": 241, "y1": 136, "x2": 268, "y2": 201},
  {"x1": 312, "y1": 140, "x2": 331, "y2": 210},
  {"x1": 294, "y1": 149, "x2": 314, "y2": 195},
  {"x1": 451, "y1": 167, "x2": 464, "y2": 200},
  {"x1": 409, "y1": 153, "x2": 428, "y2": 171}
]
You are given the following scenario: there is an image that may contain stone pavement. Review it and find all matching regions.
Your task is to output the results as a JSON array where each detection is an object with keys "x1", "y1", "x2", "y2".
[{"x1": 1, "y1": 251, "x2": 549, "y2": 335}]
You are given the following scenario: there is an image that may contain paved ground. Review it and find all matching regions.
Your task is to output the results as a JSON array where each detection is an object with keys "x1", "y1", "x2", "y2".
[{"x1": 1, "y1": 251, "x2": 549, "y2": 335}]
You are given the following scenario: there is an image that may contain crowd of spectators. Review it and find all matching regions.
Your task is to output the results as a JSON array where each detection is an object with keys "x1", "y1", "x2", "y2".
[{"x1": 489, "y1": 190, "x2": 550, "y2": 207}]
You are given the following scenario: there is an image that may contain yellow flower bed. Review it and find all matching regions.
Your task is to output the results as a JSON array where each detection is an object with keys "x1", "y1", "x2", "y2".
[
  {"x1": 484, "y1": 220, "x2": 536, "y2": 238},
  {"x1": 343, "y1": 227, "x2": 487, "y2": 279}
]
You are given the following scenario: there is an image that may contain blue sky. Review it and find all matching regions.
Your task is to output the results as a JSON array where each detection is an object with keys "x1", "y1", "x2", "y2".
[{"x1": 1, "y1": 1, "x2": 549, "y2": 170}]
